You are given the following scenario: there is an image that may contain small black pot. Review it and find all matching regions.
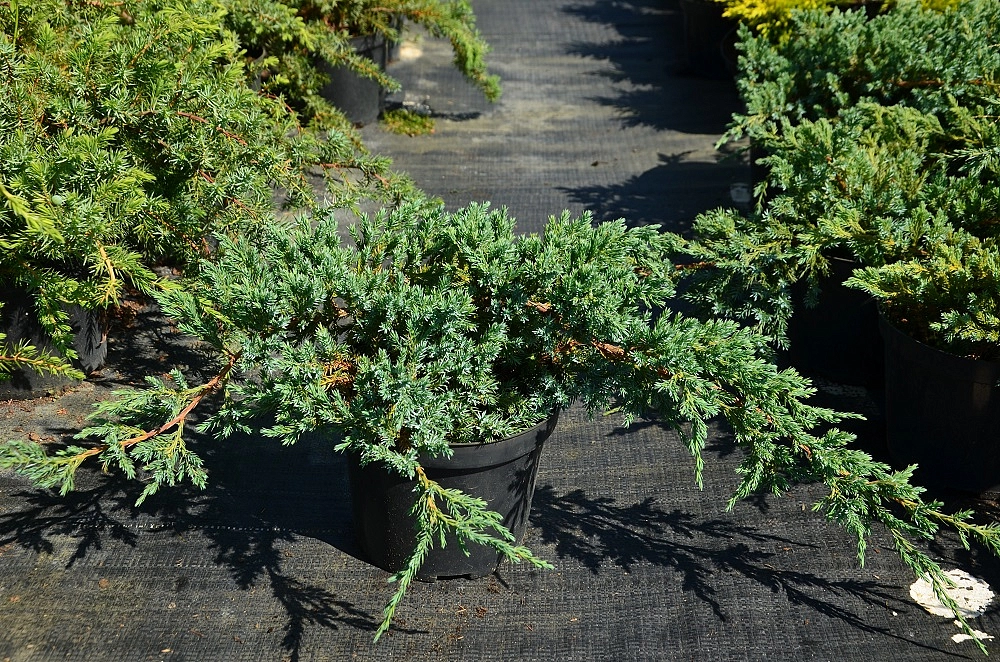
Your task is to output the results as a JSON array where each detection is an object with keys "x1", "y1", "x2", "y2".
[
  {"x1": 347, "y1": 412, "x2": 559, "y2": 580},
  {"x1": 0, "y1": 288, "x2": 107, "y2": 399},
  {"x1": 678, "y1": 0, "x2": 738, "y2": 80},
  {"x1": 785, "y1": 257, "x2": 883, "y2": 388},
  {"x1": 880, "y1": 315, "x2": 1000, "y2": 493},
  {"x1": 319, "y1": 34, "x2": 388, "y2": 126}
]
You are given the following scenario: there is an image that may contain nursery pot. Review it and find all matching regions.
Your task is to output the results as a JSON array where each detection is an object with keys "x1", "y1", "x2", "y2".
[
  {"x1": 386, "y1": 15, "x2": 404, "y2": 63},
  {"x1": 678, "y1": 0, "x2": 738, "y2": 80},
  {"x1": 319, "y1": 34, "x2": 388, "y2": 126},
  {"x1": 0, "y1": 288, "x2": 107, "y2": 399},
  {"x1": 880, "y1": 315, "x2": 1000, "y2": 493},
  {"x1": 785, "y1": 256, "x2": 883, "y2": 388},
  {"x1": 347, "y1": 412, "x2": 559, "y2": 580}
]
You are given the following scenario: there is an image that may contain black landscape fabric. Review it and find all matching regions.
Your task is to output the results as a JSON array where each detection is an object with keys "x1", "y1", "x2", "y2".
[{"x1": 2, "y1": 1, "x2": 999, "y2": 660}]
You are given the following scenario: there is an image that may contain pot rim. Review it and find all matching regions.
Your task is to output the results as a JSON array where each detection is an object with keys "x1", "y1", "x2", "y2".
[
  {"x1": 418, "y1": 410, "x2": 559, "y2": 470},
  {"x1": 879, "y1": 313, "x2": 1000, "y2": 384}
]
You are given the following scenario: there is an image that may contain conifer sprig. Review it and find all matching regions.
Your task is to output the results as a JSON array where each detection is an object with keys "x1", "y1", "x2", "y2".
[{"x1": 0, "y1": 331, "x2": 85, "y2": 382}]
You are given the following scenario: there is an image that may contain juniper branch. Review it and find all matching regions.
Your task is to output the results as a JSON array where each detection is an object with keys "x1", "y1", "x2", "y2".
[
  {"x1": 375, "y1": 466, "x2": 552, "y2": 639},
  {"x1": 0, "y1": 354, "x2": 237, "y2": 501}
]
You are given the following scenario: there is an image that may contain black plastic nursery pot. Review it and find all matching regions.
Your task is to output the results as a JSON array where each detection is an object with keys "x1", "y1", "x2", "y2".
[
  {"x1": 678, "y1": 0, "x2": 738, "y2": 80},
  {"x1": 319, "y1": 34, "x2": 388, "y2": 126},
  {"x1": 386, "y1": 15, "x2": 404, "y2": 63},
  {"x1": 880, "y1": 315, "x2": 1000, "y2": 493},
  {"x1": 0, "y1": 288, "x2": 107, "y2": 400},
  {"x1": 347, "y1": 412, "x2": 559, "y2": 581},
  {"x1": 785, "y1": 257, "x2": 883, "y2": 388}
]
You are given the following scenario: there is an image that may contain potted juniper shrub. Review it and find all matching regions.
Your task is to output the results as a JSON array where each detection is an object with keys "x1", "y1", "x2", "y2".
[
  {"x1": 0, "y1": 0, "x2": 403, "y2": 394},
  {"x1": 677, "y1": 0, "x2": 1000, "y2": 380},
  {"x1": 722, "y1": 0, "x2": 1000, "y2": 201},
  {"x1": 676, "y1": 102, "x2": 945, "y2": 387},
  {"x1": 846, "y1": 229, "x2": 1000, "y2": 493},
  {"x1": 223, "y1": 0, "x2": 501, "y2": 127},
  {"x1": 674, "y1": 0, "x2": 1000, "y2": 488},
  {"x1": 5, "y1": 198, "x2": 1000, "y2": 648}
]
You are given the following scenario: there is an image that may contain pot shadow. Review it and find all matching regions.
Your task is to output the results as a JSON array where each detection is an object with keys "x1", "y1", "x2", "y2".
[
  {"x1": 561, "y1": 0, "x2": 742, "y2": 134},
  {"x1": 527, "y1": 483, "x2": 964, "y2": 658},
  {"x1": 0, "y1": 424, "x2": 420, "y2": 660}
]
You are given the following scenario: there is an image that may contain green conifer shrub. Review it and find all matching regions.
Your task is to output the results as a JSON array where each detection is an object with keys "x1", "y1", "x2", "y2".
[
  {"x1": 0, "y1": 0, "x2": 408, "y2": 379},
  {"x1": 727, "y1": 0, "x2": 1000, "y2": 146},
  {"x1": 674, "y1": 0, "x2": 1000, "y2": 356},
  {"x1": 3, "y1": 200, "x2": 1000, "y2": 647},
  {"x1": 845, "y1": 228, "x2": 1000, "y2": 359},
  {"x1": 222, "y1": 0, "x2": 501, "y2": 129}
]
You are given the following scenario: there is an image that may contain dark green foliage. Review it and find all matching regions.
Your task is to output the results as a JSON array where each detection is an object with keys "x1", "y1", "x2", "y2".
[
  {"x1": 846, "y1": 229, "x2": 1000, "y2": 358},
  {"x1": 728, "y1": 0, "x2": 1000, "y2": 144},
  {"x1": 4, "y1": 200, "x2": 1000, "y2": 643}
]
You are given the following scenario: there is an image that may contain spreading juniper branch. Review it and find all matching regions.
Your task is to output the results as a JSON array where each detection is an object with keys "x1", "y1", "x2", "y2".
[
  {"x1": 1, "y1": 357, "x2": 236, "y2": 503},
  {"x1": 728, "y1": 414, "x2": 1000, "y2": 652},
  {"x1": 0, "y1": 332, "x2": 85, "y2": 381},
  {"x1": 375, "y1": 465, "x2": 552, "y2": 640},
  {"x1": 498, "y1": 290, "x2": 999, "y2": 652}
]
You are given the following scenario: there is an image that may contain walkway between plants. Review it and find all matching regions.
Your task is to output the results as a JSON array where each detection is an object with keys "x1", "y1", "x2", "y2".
[{"x1": 1, "y1": 1, "x2": 998, "y2": 660}]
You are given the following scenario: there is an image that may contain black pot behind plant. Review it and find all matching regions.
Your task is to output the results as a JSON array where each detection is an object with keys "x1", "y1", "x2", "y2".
[
  {"x1": 347, "y1": 413, "x2": 558, "y2": 580},
  {"x1": 678, "y1": 0, "x2": 738, "y2": 80},
  {"x1": 880, "y1": 316, "x2": 1000, "y2": 493},
  {"x1": 319, "y1": 34, "x2": 388, "y2": 126},
  {"x1": 0, "y1": 288, "x2": 107, "y2": 399},
  {"x1": 785, "y1": 257, "x2": 883, "y2": 389},
  {"x1": 386, "y1": 15, "x2": 404, "y2": 63}
]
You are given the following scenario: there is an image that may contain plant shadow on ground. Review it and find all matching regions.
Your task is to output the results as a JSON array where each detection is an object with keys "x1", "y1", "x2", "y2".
[
  {"x1": 528, "y1": 483, "x2": 971, "y2": 657},
  {"x1": 557, "y1": 0, "x2": 749, "y2": 230},
  {"x1": 0, "y1": 424, "x2": 420, "y2": 660},
  {"x1": 562, "y1": 0, "x2": 742, "y2": 134},
  {"x1": 562, "y1": 150, "x2": 748, "y2": 231},
  {"x1": 526, "y1": 414, "x2": 972, "y2": 659},
  {"x1": 87, "y1": 292, "x2": 220, "y2": 389}
]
